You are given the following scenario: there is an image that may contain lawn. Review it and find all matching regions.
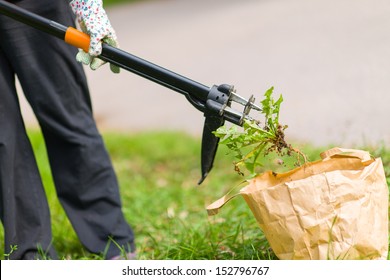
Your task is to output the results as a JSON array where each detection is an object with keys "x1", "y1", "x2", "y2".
[{"x1": 0, "y1": 130, "x2": 389, "y2": 260}]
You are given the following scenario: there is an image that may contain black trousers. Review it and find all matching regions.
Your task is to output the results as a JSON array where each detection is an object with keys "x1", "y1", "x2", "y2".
[{"x1": 0, "y1": 0, "x2": 134, "y2": 259}]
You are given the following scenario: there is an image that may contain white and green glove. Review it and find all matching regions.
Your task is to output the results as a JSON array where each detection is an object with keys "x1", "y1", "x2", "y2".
[{"x1": 69, "y1": 0, "x2": 120, "y2": 73}]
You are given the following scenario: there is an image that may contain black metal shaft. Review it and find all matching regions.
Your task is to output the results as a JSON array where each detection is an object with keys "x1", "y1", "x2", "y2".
[
  {"x1": 0, "y1": 0, "x2": 67, "y2": 39},
  {"x1": 100, "y1": 45, "x2": 210, "y2": 109},
  {"x1": 0, "y1": 0, "x2": 211, "y2": 110}
]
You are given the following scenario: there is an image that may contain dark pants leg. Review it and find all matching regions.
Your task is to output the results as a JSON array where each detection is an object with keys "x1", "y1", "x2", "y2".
[
  {"x1": 0, "y1": 48, "x2": 57, "y2": 260},
  {"x1": 0, "y1": 0, "x2": 134, "y2": 259}
]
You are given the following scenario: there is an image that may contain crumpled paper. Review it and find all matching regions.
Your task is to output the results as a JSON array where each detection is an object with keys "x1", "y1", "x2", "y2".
[{"x1": 207, "y1": 148, "x2": 389, "y2": 259}]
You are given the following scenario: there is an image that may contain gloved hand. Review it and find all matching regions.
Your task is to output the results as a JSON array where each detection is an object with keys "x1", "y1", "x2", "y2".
[{"x1": 69, "y1": 0, "x2": 120, "y2": 73}]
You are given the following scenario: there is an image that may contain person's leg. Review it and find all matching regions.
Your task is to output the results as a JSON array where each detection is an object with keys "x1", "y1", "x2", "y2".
[
  {"x1": 0, "y1": 47, "x2": 57, "y2": 260},
  {"x1": 1, "y1": 0, "x2": 135, "y2": 258}
]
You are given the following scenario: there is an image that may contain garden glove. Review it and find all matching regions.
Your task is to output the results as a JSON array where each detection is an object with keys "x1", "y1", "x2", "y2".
[{"x1": 69, "y1": 0, "x2": 120, "y2": 73}]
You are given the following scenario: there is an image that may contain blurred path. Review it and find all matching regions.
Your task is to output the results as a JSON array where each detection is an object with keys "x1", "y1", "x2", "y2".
[{"x1": 19, "y1": 0, "x2": 390, "y2": 146}]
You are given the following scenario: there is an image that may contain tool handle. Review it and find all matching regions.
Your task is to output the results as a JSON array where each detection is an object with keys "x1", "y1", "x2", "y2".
[{"x1": 0, "y1": 0, "x2": 210, "y2": 107}]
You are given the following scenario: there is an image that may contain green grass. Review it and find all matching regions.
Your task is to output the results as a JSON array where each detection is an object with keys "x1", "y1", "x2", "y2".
[{"x1": 0, "y1": 130, "x2": 389, "y2": 260}]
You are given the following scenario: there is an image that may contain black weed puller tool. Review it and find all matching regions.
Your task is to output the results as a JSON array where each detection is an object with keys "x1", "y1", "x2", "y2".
[{"x1": 0, "y1": 1, "x2": 262, "y2": 184}]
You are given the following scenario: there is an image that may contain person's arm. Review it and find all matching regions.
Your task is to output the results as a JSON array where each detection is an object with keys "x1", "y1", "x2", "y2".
[{"x1": 69, "y1": 0, "x2": 119, "y2": 72}]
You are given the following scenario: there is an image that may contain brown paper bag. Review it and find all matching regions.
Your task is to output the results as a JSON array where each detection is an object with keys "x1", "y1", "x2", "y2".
[{"x1": 207, "y1": 147, "x2": 389, "y2": 259}]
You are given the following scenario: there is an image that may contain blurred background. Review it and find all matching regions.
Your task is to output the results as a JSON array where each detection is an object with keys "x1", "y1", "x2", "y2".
[{"x1": 18, "y1": 0, "x2": 390, "y2": 147}]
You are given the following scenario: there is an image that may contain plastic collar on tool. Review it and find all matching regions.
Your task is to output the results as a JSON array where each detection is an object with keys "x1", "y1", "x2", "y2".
[{"x1": 65, "y1": 27, "x2": 90, "y2": 53}]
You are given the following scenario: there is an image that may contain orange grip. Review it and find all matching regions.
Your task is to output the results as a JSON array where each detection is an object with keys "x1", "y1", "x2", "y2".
[{"x1": 64, "y1": 27, "x2": 90, "y2": 53}]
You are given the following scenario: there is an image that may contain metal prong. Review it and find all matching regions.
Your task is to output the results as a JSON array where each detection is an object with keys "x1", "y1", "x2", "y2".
[
  {"x1": 229, "y1": 91, "x2": 262, "y2": 111},
  {"x1": 222, "y1": 103, "x2": 260, "y2": 126}
]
